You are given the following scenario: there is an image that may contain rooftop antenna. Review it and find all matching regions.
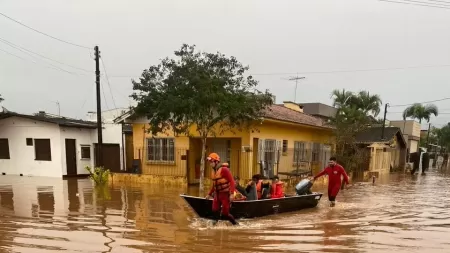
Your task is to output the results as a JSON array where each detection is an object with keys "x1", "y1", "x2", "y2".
[{"x1": 283, "y1": 73, "x2": 305, "y2": 102}]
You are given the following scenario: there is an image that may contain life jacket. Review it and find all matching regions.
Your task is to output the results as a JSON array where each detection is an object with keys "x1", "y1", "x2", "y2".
[
  {"x1": 210, "y1": 164, "x2": 230, "y2": 193},
  {"x1": 256, "y1": 180, "x2": 263, "y2": 199},
  {"x1": 270, "y1": 182, "x2": 284, "y2": 199}
]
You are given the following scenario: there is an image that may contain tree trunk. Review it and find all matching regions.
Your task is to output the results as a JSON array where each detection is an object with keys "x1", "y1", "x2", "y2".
[{"x1": 199, "y1": 136, "x2": 207, "y2": 193}]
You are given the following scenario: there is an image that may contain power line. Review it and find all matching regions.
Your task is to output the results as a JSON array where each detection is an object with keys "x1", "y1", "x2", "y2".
[
  {"x1": 107, "y1": 63, "x2": 450, "y2": 78},
  {"x1": 388, "y1": 111, "x2": 450, "y2": 114},
  {"x1": 0, "y1": 39, "x2": 85, "y2": 76},
  {"x1": 100, "y1": 57, "x2": 117, "y2": 110},
  {"x1": 0, "y1": 37, "x2": 92, "y2": 74},
  {"x1": 0, "y1": 12, "x2": 92, "y2": 50},
  {"x1": 390, "y1": 97, "x2": 450, "y2": 107},
  {"x1": 378, "y1": 0, "x2": 450, "y2": 9},
  {"x1": 0, "y1": 47, "x2": 26, "y2": 61}
]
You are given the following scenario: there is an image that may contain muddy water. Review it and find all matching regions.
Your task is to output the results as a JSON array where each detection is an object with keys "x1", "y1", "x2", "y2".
[{"x1": 0, "y1": 171, "x2": 450, "y2": 253}]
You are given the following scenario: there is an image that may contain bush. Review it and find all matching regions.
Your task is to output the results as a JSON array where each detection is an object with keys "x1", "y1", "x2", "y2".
[{"x1": 85, "y1": 166, "x2": 110, "y2": 185}]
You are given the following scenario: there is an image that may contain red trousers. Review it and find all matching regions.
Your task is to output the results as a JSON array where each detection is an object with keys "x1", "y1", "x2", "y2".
[{"x1": 212, "y1": 192, "x2": 231, "y2": 216}]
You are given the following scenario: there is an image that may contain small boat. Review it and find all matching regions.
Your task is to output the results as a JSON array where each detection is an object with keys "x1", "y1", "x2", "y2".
[{"x1": 181, "y1": 179, "x2": 322, "y2": 220}]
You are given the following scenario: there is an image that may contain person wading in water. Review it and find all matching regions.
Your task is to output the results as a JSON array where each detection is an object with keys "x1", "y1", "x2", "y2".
[
  {"x1": 313, "y1": 157, "x2": 349, "y2": 207},
  {"x1": 205, "y1": 153, "x2": 238, "y2": 225}
]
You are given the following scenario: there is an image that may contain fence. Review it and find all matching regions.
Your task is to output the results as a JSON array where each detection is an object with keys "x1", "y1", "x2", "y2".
[{"x1": 126, "y1": 144, "x2": 332, "y2": 181}]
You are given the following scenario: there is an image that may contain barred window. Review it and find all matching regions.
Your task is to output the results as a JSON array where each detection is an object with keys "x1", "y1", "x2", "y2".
[
  {"x1": 147, "y1": 138, "x2": 175, "y2": 162},
  {"x1": 293, "y1": 141, "x2": 306, "y2": 163}
]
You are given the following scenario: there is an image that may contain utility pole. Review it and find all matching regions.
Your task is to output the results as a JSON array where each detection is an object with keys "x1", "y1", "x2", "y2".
[
  {"x1": 286, "y1": 73, "x2": 305, "y2": 102},
  {"x1": 426, "y1": 123, "x2": 431, "y2": 148},
  {"x1": 381, "y1": 103, "x2": 389, "y2": 140},
  {"x1": 95, "y1": 46, "x2": 103, "y2": 167}
]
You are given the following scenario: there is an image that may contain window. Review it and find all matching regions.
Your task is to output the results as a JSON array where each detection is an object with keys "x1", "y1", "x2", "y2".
[
  {"x1": 0, "y1": 139, "x2": 10, "y2": 159},
  {"x1": 282, "y1": 140, "x2": 288, "y2": 153},
  {"x1": 81, "y1": 145, "x2": 91, "y2": 159},
  {"x1": 147, "y1": 138, "x2": 175, "y2": 162},
  {"x1": 34, "y1": 139, "x2": 51, "y2": 161},
  {"x1": 26, "y1": 138, "x2": 33, "y2": 146},
  {"x1": 293, "y1": 141, "x2": 306, "y2": 163},
  {"x1": 311, "y1": 143, "x2": 321, "y2": 162}
]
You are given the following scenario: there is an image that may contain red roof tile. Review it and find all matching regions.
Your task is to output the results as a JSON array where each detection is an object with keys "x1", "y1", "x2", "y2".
[{"x1": 263, "y1": 105, "x2": 331, "y2": 128}]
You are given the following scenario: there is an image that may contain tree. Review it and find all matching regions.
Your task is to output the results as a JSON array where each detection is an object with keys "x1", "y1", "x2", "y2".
[
  {"x1": 131, "y1": 44, "x2": 273, "y2": 191},
  {"x1": 402, "y1": 103, "x2": 438, "y2": 123},
  {"x1": 0, "y1": 94, "x2": 3, "y2": 103},
  {"x1": 329, "y1": 90, "x2": 382, "y2": 171}
]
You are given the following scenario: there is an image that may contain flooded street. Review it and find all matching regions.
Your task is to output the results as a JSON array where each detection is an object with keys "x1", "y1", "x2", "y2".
[{"x1": 1, "y1": 171, "x2": 450, "y2": 253}]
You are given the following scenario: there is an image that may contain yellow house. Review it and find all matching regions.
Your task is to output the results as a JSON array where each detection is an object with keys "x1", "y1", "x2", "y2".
[{"x1": 115, "y1": 101, "x2": 334, "y2": 183}]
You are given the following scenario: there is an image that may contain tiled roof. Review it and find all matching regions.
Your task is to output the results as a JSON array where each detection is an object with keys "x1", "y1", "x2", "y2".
[
  {"x1": 355, "y1": 126, "x2": 405, "y2": 145},
  {"x1": 0, "y1": 112, "x2": 97, "y2": 129},
  {"x1": 263, "y1": 104, "x2": 331, "y2": 128}
]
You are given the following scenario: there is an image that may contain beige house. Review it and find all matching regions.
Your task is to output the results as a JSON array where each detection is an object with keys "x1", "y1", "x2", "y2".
[
  {"x1": 389, "y1": 120, "x2": 421, "y2": 154},
  {"x1": 356, "y1": 126, "x2": 407, "y2": 173}
]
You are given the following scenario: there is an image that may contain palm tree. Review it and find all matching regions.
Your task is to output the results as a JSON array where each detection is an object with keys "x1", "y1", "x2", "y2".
[
  {"x1": 330, "y1": 89, "x2": 353, "y2": 108},
  {"x1": 353, "y1": 91, "x2": 382, "y2": 117},
  {"x1": 402, "y1": 103, "x2": 438, "y2": 123}
]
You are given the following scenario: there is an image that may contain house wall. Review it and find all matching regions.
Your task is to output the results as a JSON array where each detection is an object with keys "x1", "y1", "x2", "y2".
[
  {"x1": 59, "y1": 127, "x2": 96, "y2": 175},
  {"x1": 86, "y1": 109, "x2": 126, "y2": 171},
  {"x1": 390, "y1": 120, "x2": 421, "y2": 138},
  {"x1": 130, "y1": 117, "x2": 333, "y2": 181},
  {"x1": 0, "y1": 117, "x2": 63, "y2": 177},
  {"x1": 249, "y1": 120, "x2": 333, "y2": 179}
]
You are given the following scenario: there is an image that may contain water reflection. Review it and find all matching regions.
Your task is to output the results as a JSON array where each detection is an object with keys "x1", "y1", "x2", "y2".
[{"x1": 0, "y1": 171, "x2": 449, "y2": 252}]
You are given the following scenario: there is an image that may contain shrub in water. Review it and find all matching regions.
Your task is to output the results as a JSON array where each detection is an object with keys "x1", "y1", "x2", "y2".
[{"x1": 85, "y1": 166, "x2": 110, "y2": 185}]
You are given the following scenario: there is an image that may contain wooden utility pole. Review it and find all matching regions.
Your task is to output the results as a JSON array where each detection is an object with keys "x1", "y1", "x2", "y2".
[
  {"x1": 95, "y1": 46, "x2": 103, "y2": 167},
  {"x1": 426, "y1": 123, "x2": 431, "y2": 147},
  {"x1": 381, "y1": 103, "x2": 389, "y2": 140}
]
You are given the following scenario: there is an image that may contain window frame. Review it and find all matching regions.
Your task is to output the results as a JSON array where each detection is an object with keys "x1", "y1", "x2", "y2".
[
  {"x1": 0, "y1": 138, "x2": 11, "y2": 160},
  {"x1": 146, "y1": 138, "x2": 175, "y2": 164},
  {"x1": 34, "y1": 139, "x2": 52, "y2": 161},
  {"x1": 293, "y1": 141, "x2": 306, "y2": 164},
  {"x1": 80, "y1": 145, "x2": 91, "y2": 160},
  {"x1": 282, "y1": 140, "x2": 288, "y2": 153}
]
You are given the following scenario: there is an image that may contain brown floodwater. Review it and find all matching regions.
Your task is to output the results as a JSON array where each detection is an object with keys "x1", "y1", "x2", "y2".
[{"x1": 1, "y1": 170, "x2": 450, "y2": 253}]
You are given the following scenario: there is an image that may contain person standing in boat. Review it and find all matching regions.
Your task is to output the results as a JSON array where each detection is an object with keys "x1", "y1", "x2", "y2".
[
  {"x1": 313, "y1": 157, "x2": 349, "y2": 207},
  {"x1": 205, "y1": 153, "x2": 238, "y2": 225}
]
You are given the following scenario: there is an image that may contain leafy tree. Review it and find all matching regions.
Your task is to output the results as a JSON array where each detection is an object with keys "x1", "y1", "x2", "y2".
[
  {"x1": 131, "y1": 44, "x2": 273, "y2": 191},
  {"x1": 402, "y1": 103, "x2": 438, "y2": 123},
  {"x1": 329, "y1": 90, "x2": 382, "y2": 172}
]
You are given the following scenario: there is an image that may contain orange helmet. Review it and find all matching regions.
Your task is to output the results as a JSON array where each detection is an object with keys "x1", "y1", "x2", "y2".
[{"x1": 207, "y1": 153, "x2": 220, "y2": 162}]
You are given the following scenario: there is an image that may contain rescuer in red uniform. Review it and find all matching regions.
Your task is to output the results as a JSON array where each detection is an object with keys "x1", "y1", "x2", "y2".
[
  {"x1": 313, "y1": 157, "x2": 349, "y2": 207},
  {"x1": 205, "y1": 153, "x2": 238, "y2": 225}
]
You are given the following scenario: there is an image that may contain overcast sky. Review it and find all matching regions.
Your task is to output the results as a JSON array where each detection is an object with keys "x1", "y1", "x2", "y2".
[{"x1": 1, "y1": 0, "x2": 450, "y2": 129}]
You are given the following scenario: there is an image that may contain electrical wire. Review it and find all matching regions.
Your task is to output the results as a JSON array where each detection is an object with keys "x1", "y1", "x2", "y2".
[
  {"x1": 0, "y1": 37, "x2": 93, "y2": 73},
  {"x1": 0, "y1": 47, "x2": 26, "y2": 61},
  {"x1": 100, "y1": 57, "x2": 117, "y2": 110},
  {"x1": 390, "y1": 97, "x2": 450, "y2": 107},
  {"x1": 107, "y1": 63, "x2": 450, "y2": 78},
  {"x1": 378, "y1": 0, "x2": 450, "y2": 10},
  {"x1": 0, "y1": 12, "x2": 92, "y2": 50},
  {"x1": 0, "y1": 39, "x2": 86, "y2": 76}
]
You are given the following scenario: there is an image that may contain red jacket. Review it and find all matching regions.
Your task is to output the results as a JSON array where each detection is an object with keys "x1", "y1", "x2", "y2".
[
  {"x1": 270, "y1": 182, "x2": 284, "y2": 199},
  {"x1": 208, "y1": 166, "x2": 235, "y2": 196},
  {"x1": 314, "y1": 164, "x2": 349, "y2": 197}
]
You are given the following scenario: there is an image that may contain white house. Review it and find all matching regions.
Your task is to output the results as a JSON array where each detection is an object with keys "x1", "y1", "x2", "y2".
[
  {"x1": 0, "y1": 110, "x2": 97, "y2": 178},
  {"x1": 85, "y1": 108, "x2": 130, "y2": 171}
]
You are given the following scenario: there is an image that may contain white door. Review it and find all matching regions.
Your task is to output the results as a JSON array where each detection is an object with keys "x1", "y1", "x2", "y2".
[{"x1": 212, "y1": 139, "x2": 229, "y2": 163}]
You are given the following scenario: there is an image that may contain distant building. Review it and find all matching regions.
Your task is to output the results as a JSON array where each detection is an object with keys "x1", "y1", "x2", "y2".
[
  {"x1": 389, "y1": 120, "x2": 421, "y2": 154},
  {"x1": 300, "y1": 103, "x2": 337, "y2": 121}
]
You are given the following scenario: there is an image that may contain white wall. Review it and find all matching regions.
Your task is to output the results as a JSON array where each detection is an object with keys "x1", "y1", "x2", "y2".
[
  {"x1": 87, "y1": 109, "x2": 126, "y2": 171},
  {"x1": 0, "y1": 117, "x2": 63, "y2": 177},
  {"x1": 60, "y1": 127, "x2": 96, "y2": 175}
]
